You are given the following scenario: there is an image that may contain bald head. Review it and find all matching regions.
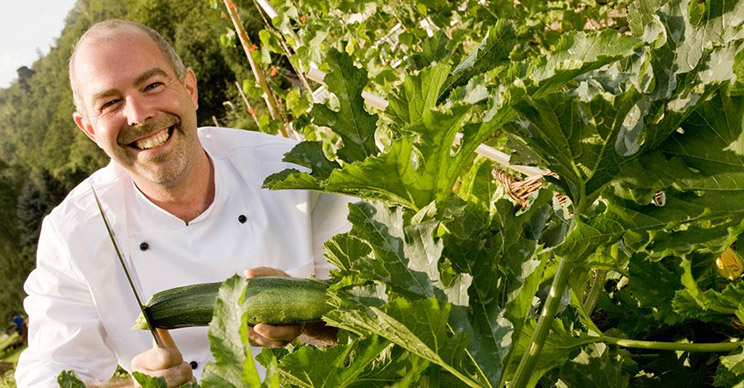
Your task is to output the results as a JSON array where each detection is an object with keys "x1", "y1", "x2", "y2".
[{"x1": 69, "y1": 20, "x2": 186, "y2": 114}]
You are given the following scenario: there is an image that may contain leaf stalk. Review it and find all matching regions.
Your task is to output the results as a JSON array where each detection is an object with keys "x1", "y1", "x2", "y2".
[
  {"x1": 591, "y1": 336, "x2": 744, "y2": 353},
  {"x1": 582, "y1": 269, "x2": 607, "y2": 314},
  {"x1": 510, "y1": 256, "x2": 573, "y2": 388}
]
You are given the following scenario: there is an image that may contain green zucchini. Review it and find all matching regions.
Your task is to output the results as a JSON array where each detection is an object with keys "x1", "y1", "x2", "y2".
[{"x1": 133, "y1": 276, "x2": 330, "y2": 330}]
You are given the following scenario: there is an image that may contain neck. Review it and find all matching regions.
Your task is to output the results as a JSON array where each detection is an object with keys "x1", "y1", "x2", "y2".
[{"x1": 134, "y1": 150, "x2": 215, "y2": 225}]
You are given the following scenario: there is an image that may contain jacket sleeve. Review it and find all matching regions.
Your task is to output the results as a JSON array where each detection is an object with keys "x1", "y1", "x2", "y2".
[
  {"x1": 309, "y1": 192, "x2": 355, "y2": 280},
  {"x1": 15, "y1": 216, "x2": 118, "y2": 387}
]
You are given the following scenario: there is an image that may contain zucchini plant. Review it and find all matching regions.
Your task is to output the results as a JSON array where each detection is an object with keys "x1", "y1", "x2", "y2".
[{"x1": 61, "y1": 0, "x2": 744, "y2": 386}]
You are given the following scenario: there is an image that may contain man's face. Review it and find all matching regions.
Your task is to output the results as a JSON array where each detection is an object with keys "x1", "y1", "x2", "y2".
[{"x1": 72, "y1": 28, "x2": 200, "y2": 189}]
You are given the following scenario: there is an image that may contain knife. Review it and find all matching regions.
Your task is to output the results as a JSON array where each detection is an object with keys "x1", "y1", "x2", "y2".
[{"x1": 91, "y1": 186, "x2": 165, "y2": 348}]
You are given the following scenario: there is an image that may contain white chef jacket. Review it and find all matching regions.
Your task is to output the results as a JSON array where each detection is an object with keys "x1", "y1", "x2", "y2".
[{"x1": 15, "y1": 127, "x2": 353, "y2": 387}]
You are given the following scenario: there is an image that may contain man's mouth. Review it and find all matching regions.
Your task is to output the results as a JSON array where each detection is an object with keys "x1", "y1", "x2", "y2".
[{"x1": 130, "y1": 126, "x2": 175, "y2": 150}]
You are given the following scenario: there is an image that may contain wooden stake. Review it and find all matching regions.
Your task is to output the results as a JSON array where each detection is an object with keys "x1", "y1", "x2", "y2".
[{"x1": 223, "y1": 0, "x2": 289, "y2": 137}]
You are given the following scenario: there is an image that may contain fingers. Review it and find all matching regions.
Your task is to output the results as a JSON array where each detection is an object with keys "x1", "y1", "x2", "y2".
[
  {"x1": 155, "y1": 328, "x2": 177, "y2": 349},
  {"x1": 255, "y1": 323, "x2": 303, "y2": 341},
  {"x1": 131, "y1": 329, "x2": 193, "y2": 388},
  {"x1": 243, "y1": 267, "x2": 299, "y2": 348},
  {"x1": 248, "y1": 323, "x2": 303, "y2": 347},
  {"x1": 244, "y1": 267, "x2": 289, "y2": 278},
  {"x1": 247, "y1": 325, "x2": 285, "y2": 348},
  {"x1": 131, "y1": 345, "x2": 183, "y2": 371},
  {"x1": 132, "y1": 362, "x2": 193, "y2": 388}
]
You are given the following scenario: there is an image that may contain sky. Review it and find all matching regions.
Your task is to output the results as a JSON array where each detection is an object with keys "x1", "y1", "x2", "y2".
[{"x1": 0, "y1": 0, "x2": 78, "y2": 89}]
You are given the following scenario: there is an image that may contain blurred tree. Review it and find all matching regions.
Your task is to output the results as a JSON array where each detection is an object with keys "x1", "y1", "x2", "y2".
[{"x1": 0, "y1": 160, "x2": 27, "y2": 320}]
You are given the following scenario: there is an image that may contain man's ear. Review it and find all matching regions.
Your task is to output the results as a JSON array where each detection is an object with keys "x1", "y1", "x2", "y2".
[
  {"x1": 184, "y1": 68, "x2": 198, "y2": 110},
  {"x1": 73, "y1": 112, "x2": 97, "y2": 143}
]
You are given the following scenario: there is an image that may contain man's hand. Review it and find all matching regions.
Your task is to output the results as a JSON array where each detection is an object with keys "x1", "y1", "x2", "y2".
[
  {"x1": 131, "y1": 328, "x2": 193, "y2": 388},
  {"x1": 244, "y1": 267, "x2": 304, "y2": 347}
]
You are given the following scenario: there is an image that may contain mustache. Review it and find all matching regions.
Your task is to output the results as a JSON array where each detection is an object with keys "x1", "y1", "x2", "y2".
[{"x1": 118, "y1": 114, "x2": 180, "y2": 145}]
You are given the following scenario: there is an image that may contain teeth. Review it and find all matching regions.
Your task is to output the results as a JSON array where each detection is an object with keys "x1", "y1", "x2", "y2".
[{"x1": 134, "y1": 128, "x2": 170, "y2": 150}]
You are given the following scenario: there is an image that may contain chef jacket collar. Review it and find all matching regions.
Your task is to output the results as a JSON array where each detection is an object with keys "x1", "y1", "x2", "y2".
[{"x1": 129, "y1": 151, "x2": 229, "y2": 228}]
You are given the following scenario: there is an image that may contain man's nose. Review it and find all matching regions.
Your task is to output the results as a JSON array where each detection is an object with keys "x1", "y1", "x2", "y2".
[{"x1": 123, "y1": 95, "x2": 154, "y2": 126}]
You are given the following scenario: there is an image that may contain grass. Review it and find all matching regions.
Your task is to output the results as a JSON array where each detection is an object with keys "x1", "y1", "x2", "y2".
[
  {"x1": 1, "y1": 346, "x2": 24, "y2": 364},
  {"x1": 0, "y1": 334, "x2": 18, "y2": 355},
  {"x1": 0, "y1": 340, "x2": 22, "y2": 388},
  {"x1": 0, "y1": 370, "x2": 15, "y2": 388}
]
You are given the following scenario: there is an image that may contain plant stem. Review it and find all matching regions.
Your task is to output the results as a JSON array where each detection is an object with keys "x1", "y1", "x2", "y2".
[
  {"x1": 583, "y1": 269, "x2": 606, "y2": 314},
  {"x1": 511, "y1": 256, "x2": 573, "y2": 388},
  {"x1": 234, "y1": 81, "x2": 261, "y2": 127},
  {"x1": 592, "y1": 336, "x2": 744, "y2": 353}
]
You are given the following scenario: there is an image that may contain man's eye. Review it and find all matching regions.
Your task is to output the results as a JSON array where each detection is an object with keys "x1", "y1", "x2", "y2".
[
  {"x1": 145, "y1": 82, "x2": 164, "y2": 91},
  {"x1": 100, "y1": 99, "x2": 120, "y2": 110}
]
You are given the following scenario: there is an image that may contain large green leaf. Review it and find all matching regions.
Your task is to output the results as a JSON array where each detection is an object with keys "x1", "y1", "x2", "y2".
[
  {"x1": 443, "y1": 191, "x2": 553, "y2": 387},
  {"x1": 554, "y1": 343, "x2": 630, "y2": 388},
  {"x1": 269, "y1": 106, "x2": 474, "y2": 210},
  {"x1": 131, "y1": 372, "x2": 167, "y2": 388},
  {"x1": 328, "y1": 201, "x2": 470, "y2": 301},
  {"x1": 57, "y1": 371, "x2": 86, "y2": 388},
  {"x1": 310, "y1": 49, "x2": 379, "y2": 163},
  {"x1": 408, "y1": 30, "x2": 456, "y2": 71},
  {"x1": 265, "y1": 57, "x2": 473, "y2": 210},
  {"x1": 201, "y1": 275, "x2": 261, "y2": 387},
  {"x1": 506, "y1": 0, "x2": 743, "y2": 210},
  {"x1": 556, "y1": 92, "x2": 744, "y2": 262},
  {"x1": 386, "y1": 62, "x2": 451, "y2": 130},
  {"x1": 714, "y1": 347, "x2": 744, "y2": 387},
  {"x1": 626, "y1": 255, "x2": 686, "y2": 325},
  {"x1": 506, "y1": 90, "x2": 646, "y2": 210},
  {"x1": 527, "y1": 30, "x2": 642, "y2": 98},
  {"x1": 276, "y1": 336, "x2": 391, "y2": 388},
  {"x1": 324, "y1": 297, "x2": 481, "y2": 387},
  {"x1": 672, "y1": 255, "x2": 744, "y2": 322},
  {"x1": 265, "y1": 141, "x2": 340, "y2": 191},
  {"x1": 325, "y1": 106, "x2": 470, "y2": 209},
  {"x1": 323, "y1": 232, "x2": 372, "y2": 274},
  {"x1": 281, "y1": 141, "x2": 341, "y2": 181},
  {"x1": 441, "y1": 20, "x2": 517, "y2": 96},
  {"x1": 624, "y1": 0, "x2": 744, "y2": 148}
]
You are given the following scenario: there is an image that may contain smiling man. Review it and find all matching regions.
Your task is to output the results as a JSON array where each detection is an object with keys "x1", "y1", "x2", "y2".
[
  {"x1": 70, "y1": 20, "x2": 209, "y2": 223},
  {"x1": 15, "y1": 20, "x2": 350, "y2": 387}
]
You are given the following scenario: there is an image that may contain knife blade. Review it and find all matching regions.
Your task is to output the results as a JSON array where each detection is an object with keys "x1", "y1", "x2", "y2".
[{"x1": 91, "y1": 186, "x2": 164, "y2": 348}]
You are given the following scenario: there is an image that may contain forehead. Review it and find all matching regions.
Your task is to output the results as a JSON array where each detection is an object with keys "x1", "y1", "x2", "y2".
[{"x1": 72, "y1": 28, "x2": 173, "y2": 100}]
